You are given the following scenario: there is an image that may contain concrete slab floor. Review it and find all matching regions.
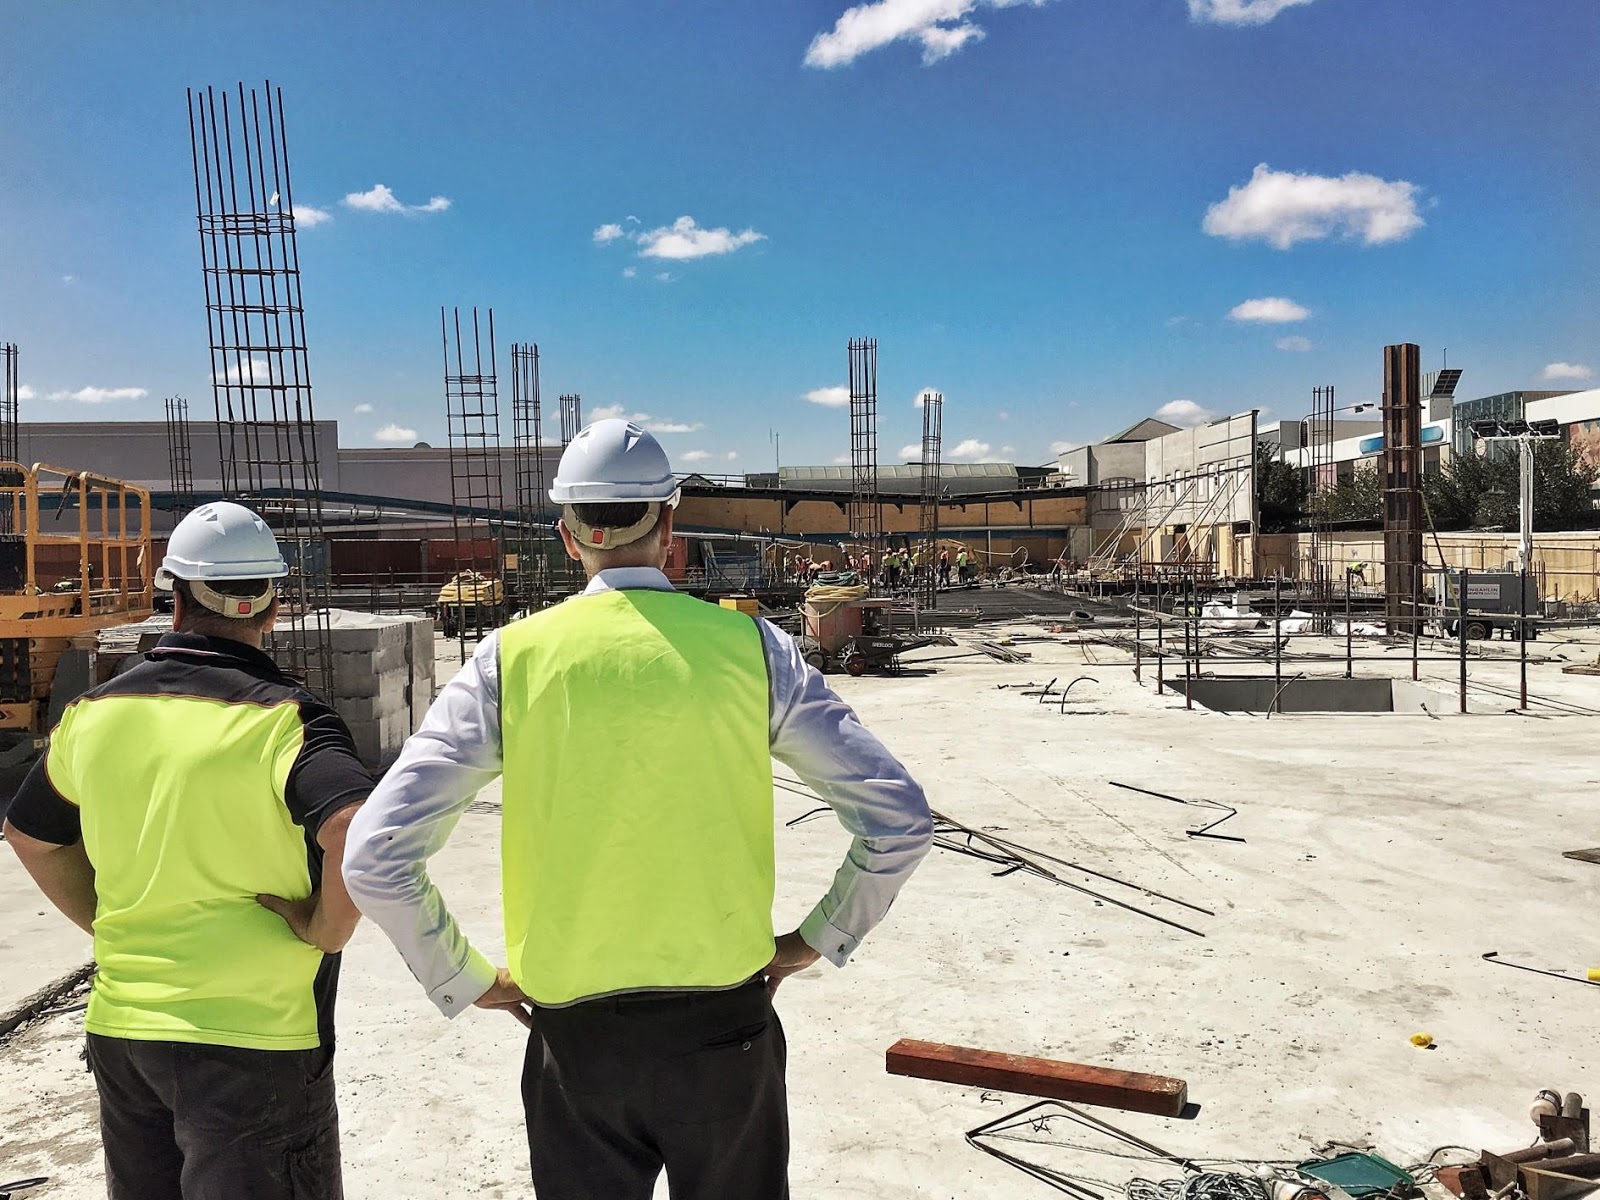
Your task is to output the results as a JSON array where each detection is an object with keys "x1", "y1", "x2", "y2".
[{"x1": 2, "y1": 626, "x2": 1596, "y2": 1197}]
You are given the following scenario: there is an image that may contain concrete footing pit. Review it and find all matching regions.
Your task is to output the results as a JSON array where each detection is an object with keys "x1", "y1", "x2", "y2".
[{"x1": 1166, "y1": 676, "x2": 1455, "y2": 714}]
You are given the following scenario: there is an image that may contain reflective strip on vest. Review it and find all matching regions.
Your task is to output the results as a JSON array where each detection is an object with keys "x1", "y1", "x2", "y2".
[
  {"x1": 49, "y1": 694, "x2": 324, "y2": 1049},
  {"x1": 498, "y1": 588, "x2": 776, "y2": 1006}
]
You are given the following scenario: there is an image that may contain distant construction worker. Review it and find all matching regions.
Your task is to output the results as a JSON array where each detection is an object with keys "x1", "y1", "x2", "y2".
[
  {"x1": 1347, "y1": 558, "x2": 1368, "y2": 587},
  {"x1": 938, "y1": 547, "x2": 952, "y2": 588},
  {"x1": 344, "y1": 419, "x2": 932, "y2": 1200},
  {"x1": 3, "y1": 502, "x2": 373, "y2": 1200},
  {"x1": 957, "y1": 546, "x2": 971, "y2": 583}
]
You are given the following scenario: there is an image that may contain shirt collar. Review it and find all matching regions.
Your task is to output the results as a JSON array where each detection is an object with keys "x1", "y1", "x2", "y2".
[
  {"x1": 149, "y1": 630, "x2": 286, "y2": 676},
  {"x1": 583, "y1": 567, "x2": 676, "y2": 595}
]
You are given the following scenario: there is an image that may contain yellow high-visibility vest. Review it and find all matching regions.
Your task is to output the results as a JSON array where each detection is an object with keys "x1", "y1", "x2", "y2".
[{"x1": 498, "y1": 588, "x2": 775, "y2": 1006}]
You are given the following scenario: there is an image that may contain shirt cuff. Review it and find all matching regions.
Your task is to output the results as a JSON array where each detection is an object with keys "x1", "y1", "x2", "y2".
[
  {"x1": 426, "y1": 945, "x2": 499, "y2": 1018},
  {"x1": 799, "y1": 903, "x2": 859, "y2": 968}
]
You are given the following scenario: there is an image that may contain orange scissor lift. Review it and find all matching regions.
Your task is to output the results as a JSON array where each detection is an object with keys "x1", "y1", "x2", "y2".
[{"x1": 0, "y1": 463, "x2": 154, "y2": 798}]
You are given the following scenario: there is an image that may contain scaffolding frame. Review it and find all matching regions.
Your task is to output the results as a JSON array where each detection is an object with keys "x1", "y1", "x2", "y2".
[
  {"x1": 847, "y1": 338, "x2": 882, "y2": 575},
  {"x1": 916, "y1": 390, "x2": 943, "y2": 609},
  {"x1": 164, "y1": 396, "x2": 197, "y2": 517},
  {"x1": 187, "y1": 80, "x2": 331, "y2": 692},
  {"x1": 442, "y1": 306, "x2": 504, "y2": 656},
  {"x1": 510, "y1": 342, "x2": 548, "y2": 612}
]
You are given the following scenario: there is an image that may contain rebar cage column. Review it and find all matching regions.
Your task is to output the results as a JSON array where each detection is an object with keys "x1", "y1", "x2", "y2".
[
  {"x1": 442, "y1": 306, "x2": 505, "y2": 657},
  {"x1": 164, "y1": 396, "x2": 197, "y2": 519},
  {"x1": 188, "y1": 81, "x2": 332, "y2": 692},
  {"x1": 847, "y1": 337, "x2": 882, "y2": 580},
  {"x1": 510, "y1": 342, "x2": 548, "y2": 612},
  {"x1": 559, "y1": 395, "x2": 583, "y2": 445},
  {"x1": 0, "y1": 343, "x2": 19, "y2": 535}
]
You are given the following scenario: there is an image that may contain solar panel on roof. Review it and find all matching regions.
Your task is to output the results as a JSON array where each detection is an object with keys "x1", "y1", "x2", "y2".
[{"x1": 1429, "y1": 368, "x2": 1464, "y2": 399}]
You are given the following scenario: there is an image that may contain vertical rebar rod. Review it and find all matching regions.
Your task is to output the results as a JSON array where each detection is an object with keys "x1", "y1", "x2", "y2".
[
  {"x1": 1412, "y1": 562, "x2": 1421, "y2": 682},
  {"x1": 1519, "y1": 564, "x2": 1528, "y2": 710},
  {"x1": 1273, "y1": 574, "x2": 1282, "y2": 713},
  {"x1": 1458, "y1": 566, "x2": 1469, "y2": 714}
]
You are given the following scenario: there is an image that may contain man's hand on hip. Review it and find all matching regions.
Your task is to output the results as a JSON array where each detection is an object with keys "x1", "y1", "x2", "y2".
[
  {"x1": 764, "y1": 930, "x2": 821, "y2": 997},
  {"x1": 475, "y1": 967, "x2": 535, "y2": 1029},
  {"x1": 257, "y1": 891, "x2": 350, "y2": 953}
]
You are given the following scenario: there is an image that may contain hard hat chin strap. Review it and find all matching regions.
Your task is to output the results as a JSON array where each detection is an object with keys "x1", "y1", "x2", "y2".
[
  {"x1": 187, "y1": 578, "x2": 276, "y2": 619},
  {"x1": 561, "y1": 503, "x2": 663, "y2": 552}
]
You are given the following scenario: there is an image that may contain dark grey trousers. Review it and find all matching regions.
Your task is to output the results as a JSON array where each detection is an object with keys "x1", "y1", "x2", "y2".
[
  {"x1": 85, "y1": 1034, "x2": 341, "y2": 1200},
  {"x1": 522, "y1": 976, "x2": 789, "y2": 1200}
]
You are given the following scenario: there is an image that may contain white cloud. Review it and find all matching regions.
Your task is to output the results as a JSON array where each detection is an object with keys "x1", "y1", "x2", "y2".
[
  {"x1": 48, "y1": 386, "x2": 148, "y2": 404},
  {"x1": 374, "y1": 423, "x2": 419, "y2": 443},
  {"x1": 1050, "y1": 440, "x2": 1079, "y2": 455},
  {"x1": 896, "y1": 442, "x2": 923, "y2": 460},
  {"x1": 804, "y1": 0, "x2": 1049, "y2": 68},
  {"x1": 1229, "y1": 296, "x2": 1309, "y2": 323},
  {"x1": 17, "y1": 385, "x2": 35, "y2": 401},
  {"x1": 1165, "y1": 315, "x2": 1192, "y2": 328},
  {"x1": 913, "y1": 388, "x2": 942, "y2": 407},
  {"x1": 212, "y1": 355, "x2": 278, "y2": 386},
  {"x1": 805, "y1": 385, "x2": 851, "y2": 408},
  {"x1": 1276, "y1": 335, "x2": 1315, "y2": 352},
  {"x1": 1001, "y1": 445, "x2": 1015, "y2": 456},
  {"x1": 622, "y1": 267, "x2": 637, "y2": 278},
  {"x1": 997, "y1": 410, "x2": 1010, "y2": 421},
  {"x1": 644, "y1": 420, "x2": 702, "y2": 434},
  {"x1": 637, "y1": 216, "x2": 764, "y2": 261},
  {"x1": 353, "y1": 402, "x2": 374, "y2": 414},
  {"x1": 725, "y1": 451, "x2": 739, "y2": 461},
  {"x1": 589, "y1": 403, "x2": 629, "y2": 421},
  {"x1": 593, "y1": 223, "x2": 626, "y2": 244},
  {"x1": 1187, "y1": 0, "x2": 1314, "y2": 25},
  {"x1": 1203, "y1": 163, "x2": 1423, "y2": 249},
  {"x1": 1542, "y1": 361, "x2": 1593, "y2": 381},
  {"x1": 948, "y1": 438, "x2": 993, "y2": 461},
  {"x1": 682, "y1": 449, "x2": 713, "y2": 462},
  {"x1": 343, "y1": 184, "x2": 452, "y2": 216},
  {"x1": 295, "y1": 205, "x2": 333, "y2": 228},
  {"x1": 654, "y1": 272, "x2": 674, "y2": 283},
  {"x1": 1154, "y1": 399, "x2": 1215, "y2": 427},
  {"x1": 61, "y1": 274, "x2": 75, "y2": 284}
]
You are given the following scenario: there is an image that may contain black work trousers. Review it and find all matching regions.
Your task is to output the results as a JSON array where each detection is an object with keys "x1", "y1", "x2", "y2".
[
  {"x1": 522, "y1": 975, "x2": 789, "y2": 1200},
  {"x1": 85, "y1": 1033, "x2": 341, "y2": 1200}
]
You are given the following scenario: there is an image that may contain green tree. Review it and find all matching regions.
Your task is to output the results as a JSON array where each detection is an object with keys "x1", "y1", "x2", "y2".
[
  {"x1": 1423, "y1": 443, "x2": 1597, "y2": 531},
  {"x1": 1255, "y1": 444, "x2": 1305, "y2": 533},
  {"x1": 1308, "y1": 464, "x2": 1382, "y2": 525}
]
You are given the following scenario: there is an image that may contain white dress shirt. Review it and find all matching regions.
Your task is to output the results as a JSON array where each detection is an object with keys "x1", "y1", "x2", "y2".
[{"x1": 343, "y1": 566, "x2": 933, "y2": 1016}]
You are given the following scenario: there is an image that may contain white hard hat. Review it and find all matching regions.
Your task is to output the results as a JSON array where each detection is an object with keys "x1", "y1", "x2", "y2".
[
  {"x1": 549, "y1": 419, "x2": 680, "y2": 505},
  {"x1": 156, "y1": 501, "x2": 289, "y2": 590}
]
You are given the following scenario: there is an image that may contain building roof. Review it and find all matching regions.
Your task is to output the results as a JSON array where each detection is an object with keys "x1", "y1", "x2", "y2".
[{"x1": 1103, "y1": 417, "x2": 1182, "y2": 444}]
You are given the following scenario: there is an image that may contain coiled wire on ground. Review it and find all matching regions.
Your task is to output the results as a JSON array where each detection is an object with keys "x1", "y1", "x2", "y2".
[{"x1": 1127, "y1": 1173, "x2": 1267, "y2": 1200}]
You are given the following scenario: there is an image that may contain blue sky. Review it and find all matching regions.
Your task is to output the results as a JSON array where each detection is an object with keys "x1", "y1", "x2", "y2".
[{"x1": 2, "y1": 0, "x2": 1596, "y2": 469}]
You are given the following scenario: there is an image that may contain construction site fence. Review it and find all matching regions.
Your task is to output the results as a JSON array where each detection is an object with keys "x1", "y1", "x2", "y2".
[{"x1": 1258, "y1": 529, "x2": 1600, "y2": 603}]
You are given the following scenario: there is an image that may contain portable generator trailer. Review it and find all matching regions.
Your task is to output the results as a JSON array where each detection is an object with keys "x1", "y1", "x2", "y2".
[{"x1": 1436, "y1": 569, "x2": 1540, "y2": 641}]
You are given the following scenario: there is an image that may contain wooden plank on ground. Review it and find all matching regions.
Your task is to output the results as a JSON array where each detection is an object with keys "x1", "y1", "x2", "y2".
[{"x1": 885, "y1": 1038, "x2": 1188, "y2": 1117}]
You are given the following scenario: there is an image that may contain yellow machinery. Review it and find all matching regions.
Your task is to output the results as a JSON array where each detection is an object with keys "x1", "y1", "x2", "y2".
[
  {"x1": 0, "y1": 463, "x2": 154, "y2": 796},
  {"x1": 435, "y1": 569, "x2": 506, "y2": 638}
]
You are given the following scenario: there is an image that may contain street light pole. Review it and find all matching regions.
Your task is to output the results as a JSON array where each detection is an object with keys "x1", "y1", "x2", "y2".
[{"x1": 1519, "y1": 434, "x2": 1534, "y2": 575}]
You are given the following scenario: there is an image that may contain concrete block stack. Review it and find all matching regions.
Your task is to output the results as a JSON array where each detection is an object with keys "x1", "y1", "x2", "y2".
[{"x1": 297, "y1": 610, "x2": 435, "y2": 773}]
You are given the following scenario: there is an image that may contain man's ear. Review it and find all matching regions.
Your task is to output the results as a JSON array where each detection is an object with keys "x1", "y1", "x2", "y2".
[{"x1": 558, "y1": 520, "x2": 583, "y2": 563}]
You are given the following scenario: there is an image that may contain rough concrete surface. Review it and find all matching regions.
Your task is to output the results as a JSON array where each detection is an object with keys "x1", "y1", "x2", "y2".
[{"x1": 2, "y1": 623, "x2": 1596, "y2": 1197}]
